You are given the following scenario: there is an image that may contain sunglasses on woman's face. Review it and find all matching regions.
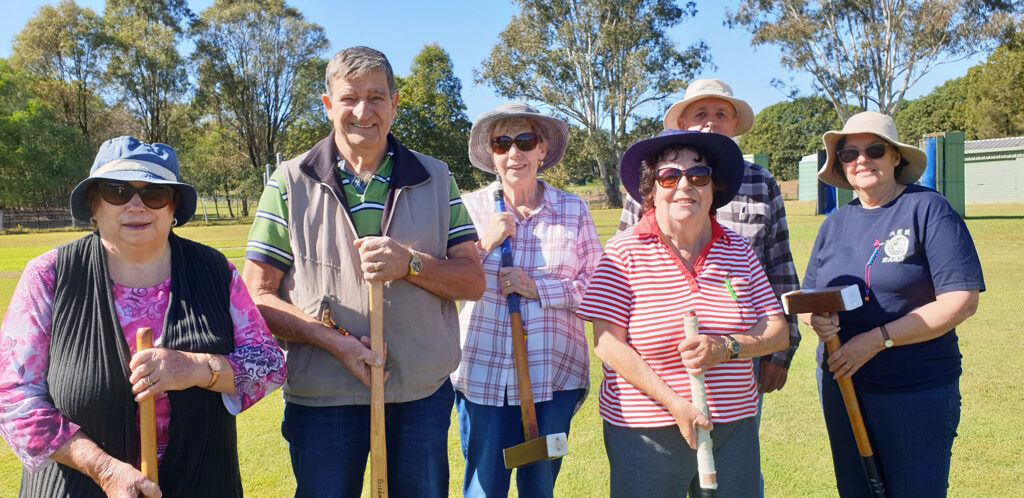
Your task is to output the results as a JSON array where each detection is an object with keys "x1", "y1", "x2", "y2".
[
  {"x1": 656, "y1": 165, "x2": 713, "y2": 189},
  {"x1": 837, "y1": 143, "x2": 888, "y2": 163},
  {"x1": 97, "y1": 181, "x2": 175, "y2": 209},
  {"x1": 489, "y1": 133, "x2": 539, "y2": 154}
]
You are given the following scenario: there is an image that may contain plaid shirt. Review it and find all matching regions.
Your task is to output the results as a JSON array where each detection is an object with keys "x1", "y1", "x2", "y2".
[
  {"x1": 453, "y1": 180, "x2": 603, "y2": 406},
  {"x1": 617, "y1": 160, "x2": 801, "y2": 366}
]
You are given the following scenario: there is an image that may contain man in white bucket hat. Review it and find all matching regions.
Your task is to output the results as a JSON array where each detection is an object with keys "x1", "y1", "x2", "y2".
[{"x1": 616, "y1": 78, "x2": 802, "y2": 467}]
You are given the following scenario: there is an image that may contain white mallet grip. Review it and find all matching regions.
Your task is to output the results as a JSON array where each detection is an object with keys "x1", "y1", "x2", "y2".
[{"x1": 684, "y1": 312, "x2": 717, "y2": 490}]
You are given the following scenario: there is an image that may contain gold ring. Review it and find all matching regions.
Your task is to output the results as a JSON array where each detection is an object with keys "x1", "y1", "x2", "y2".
[
  {"x1": 146, "y1": 375, "x2": 153, "y2": 387},
  {"x1": 505, "y1": 280, "x2": 511, "y2": 288},
  {"x1": 373, "y1": 262, "x2": 381, "y2": 272}
]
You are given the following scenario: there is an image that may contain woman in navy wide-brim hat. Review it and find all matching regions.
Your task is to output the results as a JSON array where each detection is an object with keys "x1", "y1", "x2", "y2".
[{"x1": 576, "y1": 129, "x2": 788, "y2": 496}]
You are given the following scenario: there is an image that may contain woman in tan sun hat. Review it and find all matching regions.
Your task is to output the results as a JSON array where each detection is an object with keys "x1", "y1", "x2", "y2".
[
  {"x1": 801, "y1": 111, "x2": 985, "y2": 496},
  {"x1": 452, "y1": 102, "x2": 602, "y2": 497}
]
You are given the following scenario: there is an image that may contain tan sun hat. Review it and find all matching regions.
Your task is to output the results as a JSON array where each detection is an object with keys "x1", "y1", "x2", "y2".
[
  {"x1": 468, "y1": 102, "x2": 569, "y2": 174},
  {"x1": 819, "y1": 111, "x2": 927, "y2": 190},
  {"x1": 662, "y1": 79, "x2": 755, "y2": 136}
]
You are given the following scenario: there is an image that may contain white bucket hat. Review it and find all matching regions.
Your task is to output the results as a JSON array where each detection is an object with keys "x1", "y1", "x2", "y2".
[
  {"x1": 468, "y1": 102, "x2": 569, "y2": 174},
  {"x1": 662, "y1": 79, "x2": 756, "y2": 135},
  {"x1": 819, "y1": 111, "x2": 927, "y2": 190}
]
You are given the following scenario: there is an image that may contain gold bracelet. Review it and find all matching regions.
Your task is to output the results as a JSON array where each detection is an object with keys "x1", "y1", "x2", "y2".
[{"x1": 204, "y1": 353, "x2": 222, "y2": 389}]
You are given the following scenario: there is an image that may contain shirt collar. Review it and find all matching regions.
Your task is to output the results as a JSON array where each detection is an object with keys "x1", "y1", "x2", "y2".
[
  {"x1": 634, "y1": 208, "x2": 728, "y2": 245},
  {"x1": 487, "y1": 178, "x2": 555, "y2": 215}
]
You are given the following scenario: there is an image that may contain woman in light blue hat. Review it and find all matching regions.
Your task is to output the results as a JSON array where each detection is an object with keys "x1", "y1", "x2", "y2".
[{"x1": 0, "y1": 136, "x2": 286, "y2": 497}]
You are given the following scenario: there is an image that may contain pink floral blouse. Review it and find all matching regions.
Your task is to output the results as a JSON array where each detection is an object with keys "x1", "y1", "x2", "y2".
[{"x1": 0, "y1": 249, "x2": 286, "y2": 472}]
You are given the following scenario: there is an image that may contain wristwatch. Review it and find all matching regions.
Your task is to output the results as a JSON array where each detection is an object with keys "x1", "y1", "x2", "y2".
[
  {"x1": 407, "y1": 249, "x2": 422, "y2": 277},
  {"x1": 204, "y1": 353, "x2": 222, "y2": 389},
  {"x1": 724, "y1": 335, "x2": 740, "y2": 360},
  {"x1": 879, "y1": 324, "x2": 894, "y2": 348}
]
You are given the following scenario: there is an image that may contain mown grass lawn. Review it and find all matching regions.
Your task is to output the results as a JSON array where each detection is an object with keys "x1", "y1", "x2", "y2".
[{"x1": 1, "y1": 202, "x2": 1021, "y2": 497}]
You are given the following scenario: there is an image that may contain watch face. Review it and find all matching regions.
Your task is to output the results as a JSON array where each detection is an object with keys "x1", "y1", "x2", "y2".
[
  {"x1": 884, "y1": 339, "x2": 894, "y2": 348},
  {"x1": 410, "y1": 253, "x2": 422, "y2": 273}
]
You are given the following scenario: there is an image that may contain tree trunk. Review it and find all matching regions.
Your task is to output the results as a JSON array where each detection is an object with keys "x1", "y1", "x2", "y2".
[
  {"x1": 213, "y1": 195, "x2": 221, "y2": 218},
  {"x1": 596, "y1": 155, "x2": 622, "y2": 208},
  {"x1": 224, "y1": 184, "x2": 234, "y2": 218},
  {"x1": 241, "y1": 197, "x2": 249, "y2": 217}
]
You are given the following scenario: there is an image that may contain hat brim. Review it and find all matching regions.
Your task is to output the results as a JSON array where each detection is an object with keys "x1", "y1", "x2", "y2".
[
  {"x1": 819, "y1": 131, "x2": 927, "y2": 190},
  {"x1": 70, "y1": 171, "x2": 197, "y2": 226},
  {"x1": 468, "y1": 110, "x2": 569, "y2": 174},
  {"x1": 662, "y1": 94, "x2": 755, "y2": 136},
  {"x1": 619, "y1": 130, "x2": 744, "y2": 210}
]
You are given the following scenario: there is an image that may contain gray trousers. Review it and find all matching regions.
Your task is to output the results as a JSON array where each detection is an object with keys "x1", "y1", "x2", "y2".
[{"x1": 603, "y1": 417, "x2": 761, "y2": 498}]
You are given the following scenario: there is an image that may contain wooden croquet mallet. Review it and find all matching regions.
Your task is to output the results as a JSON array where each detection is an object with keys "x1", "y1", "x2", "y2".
[
  {"x1": 135, "y1": 327, "x2": 158, "y2": 492},
  {"x1": 782, "y1": 285, "x2": 887, "y2": 498},
  {"x1": 493, "y1": 184, "x2": 568, "y2": 469},
  {"x1": 683, "y1": 312, "x2": 717, "y2": 497},
  {"x1": 368, "y1": 280, "x2": 388, "y2": 497}
]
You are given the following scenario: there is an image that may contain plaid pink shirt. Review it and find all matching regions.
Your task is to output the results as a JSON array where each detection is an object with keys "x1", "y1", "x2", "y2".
[{"x1": 452, "y1": 180, "x2": 602, "y2": 406}]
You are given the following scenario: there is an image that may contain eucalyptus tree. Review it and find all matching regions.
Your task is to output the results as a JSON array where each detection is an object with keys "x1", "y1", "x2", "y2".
[
  {"x1": 192, "y1": 0, "x2": 328, "y2": 216},
  {"x1": 12, "y1": 0, "x2": 108, "y2": 142},
  {"x1": 727, "y1": 0, "x2": 1019, "y2": 120},
  {"x1": 479, "y1": 0, "x2": 710, "y2": 207},
  {"x1": 104, "y1": 0, "x2": 194, "y2": 143}
]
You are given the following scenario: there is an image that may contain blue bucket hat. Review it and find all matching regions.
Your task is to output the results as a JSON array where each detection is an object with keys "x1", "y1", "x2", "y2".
[
  {"x1": 619, "y1": 129, "x2": 744, "y2": 211},
  {"x1": 70, "y1": 136, "x2": 197, "y2": 226}
]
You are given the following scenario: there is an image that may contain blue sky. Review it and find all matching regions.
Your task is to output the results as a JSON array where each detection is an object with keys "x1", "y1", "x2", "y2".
[{"x1": 2, "y1": 0, "x2": 985, "y2": 124}]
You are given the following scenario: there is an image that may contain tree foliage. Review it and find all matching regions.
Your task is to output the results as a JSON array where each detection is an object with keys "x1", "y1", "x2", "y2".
[
  {"x1": 739, "y1": 96, "x2": 841, "y2": 180},
  {"x1": 728, "y1": 0, "x2": 1019, "y2": 121},
  {"x1": 893, "y1": 77, "x2": 970, "y2": 142},
  {"x1": 0, "y1": 59, "x2": 91, "y2": 209},
  {"x1": 478, "y1": 0, "x2": 710, "y2": 207},
  {"x1": 391, "y1": 44, "x2": 483, "y2": 191},
  {"x1": 963, "y1": 41, "x2": 1024, "y2": 138},
  {"x1": 11, "y1": 0, "x2": 108, "y2": 142},
  {"x1": 192, "y1": 0, "x2": 328, "y2": 185},
  {"x1": 104, "y1": 0, "x2": 193, "y2": 143}
]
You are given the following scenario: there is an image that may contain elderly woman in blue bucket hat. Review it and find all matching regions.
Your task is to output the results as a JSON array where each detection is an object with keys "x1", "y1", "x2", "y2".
[
  {"x1": 576, "y1": 129, "x2": 788, "y2": 496},
  {"x1": 0, "y1": 136, "x2": 286, "y2": 497}
]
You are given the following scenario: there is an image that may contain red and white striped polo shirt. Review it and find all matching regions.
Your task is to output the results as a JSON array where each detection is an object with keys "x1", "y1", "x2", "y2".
[{"x1": 577, "y1": 211, "x2": 783, "y2": 427}]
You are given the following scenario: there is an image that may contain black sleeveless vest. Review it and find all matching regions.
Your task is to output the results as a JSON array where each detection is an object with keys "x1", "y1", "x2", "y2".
[{"x1": 19, "y1": 232, "x2": 243, "y2": 497}]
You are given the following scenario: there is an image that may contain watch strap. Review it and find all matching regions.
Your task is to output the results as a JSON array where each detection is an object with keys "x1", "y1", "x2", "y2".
[
  {"x1": 204, "y1": 353, "x2": 221, "y2": 389},
  {"x1": 407, "y1": 249, "x2": 421, "y2": 277},
  {"x1": 879, "y1": 324, "x2": 894, "y2": 348},
  {"x1": 725, "y1": 334, "x2": 740, "y2": 360}
]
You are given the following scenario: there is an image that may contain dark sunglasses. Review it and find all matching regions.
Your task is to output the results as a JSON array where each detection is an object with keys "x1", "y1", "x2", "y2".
[
  {"x1": 97, "y1": 181, "x2": 175, "y2": 209},
  {"x1": 489, "y1": 133, "x2": 539, "y2": 154},
  {"x1": 838, "y1": 143, "x2": 888, "y2": 163},
  {"x1": 656, "y1": 165, "x2": 713, "y2": 189}
]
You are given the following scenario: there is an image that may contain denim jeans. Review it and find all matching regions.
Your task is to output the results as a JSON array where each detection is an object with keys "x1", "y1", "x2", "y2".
[
  {"x1": 603, "y1": 417, "x2": 761, "y2": 498},
  {"x1": 455, "y1": 388, "x2": 585, "y2": 498},
  {"x1": 818, "y1": 368, "x2": 961, "y2": 497},
  {"x1": 282, "y1": 380, "x2": 455, "y2": 498}
]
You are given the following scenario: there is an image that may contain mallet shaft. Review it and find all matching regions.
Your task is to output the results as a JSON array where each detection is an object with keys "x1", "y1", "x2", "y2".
[
  {"x1": 135, "y1": 327, "x2": 158, "y2": 490},
  {"x1": 369, "y1": 281, "x2": 388, "y2": 497},
  {"x1": 683, "y1": 313, "x2": 717, "y2": 494}
]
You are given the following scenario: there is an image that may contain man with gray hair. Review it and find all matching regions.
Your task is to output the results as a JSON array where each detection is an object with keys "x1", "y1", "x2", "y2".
[{"x1": 244, "y1": 46, "x2": 484, "y2": 497}]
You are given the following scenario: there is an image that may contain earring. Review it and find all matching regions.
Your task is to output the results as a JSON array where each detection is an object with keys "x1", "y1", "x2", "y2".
[
  {"x1": 538, "y1": 159, "x2": 543, "y2": 169},
  {"x1": 171, "y1": 218, "x2": 178, "y2": 227}
]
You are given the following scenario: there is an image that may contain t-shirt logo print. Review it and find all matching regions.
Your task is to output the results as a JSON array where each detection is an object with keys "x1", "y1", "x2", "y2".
[{"x1": 882, "y1": 228, "x2": 911, "y2": 263}]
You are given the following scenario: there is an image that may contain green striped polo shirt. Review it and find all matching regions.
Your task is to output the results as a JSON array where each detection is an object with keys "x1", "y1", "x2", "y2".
[{"x1": 247, "y1": 155, "x2": 477, "y2": 271}]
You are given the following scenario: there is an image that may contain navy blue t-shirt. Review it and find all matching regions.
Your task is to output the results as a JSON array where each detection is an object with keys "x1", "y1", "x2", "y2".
[{"x1": 803, "y1": 185, "x2": 985, "y2": 392}]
